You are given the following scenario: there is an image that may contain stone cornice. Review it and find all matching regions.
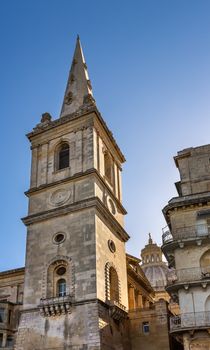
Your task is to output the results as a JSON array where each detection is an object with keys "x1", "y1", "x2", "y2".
[
  {"x1": 0, "y1": 267, "x2": 25, "y2": 278},
  {"x1": 25, "y1": 168, "x2": 127, "y2": 215},
  {"x1": 162, "y1": 192, "x2": 210, "y2": 221},
  {"x1": 22, "y1": 197, "x2": 130, "y2": 242},
  {"x1": 27, "y1": 106, "x2": 125, "y2": 163},
  {"x1": 127, "y1": 265, "x2": 154, "y2": 295}
]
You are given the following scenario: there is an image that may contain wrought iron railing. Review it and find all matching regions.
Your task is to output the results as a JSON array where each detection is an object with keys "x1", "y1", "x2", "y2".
[
  {"x1": 162, "y1": 224, "x2": 210, "y2": 244},
  {"x1": 170, "y1": 311, "x2": 210, "y2": 331},
  {"x1": 167, "y1": 266, "x2": 210, "y2": 285}
]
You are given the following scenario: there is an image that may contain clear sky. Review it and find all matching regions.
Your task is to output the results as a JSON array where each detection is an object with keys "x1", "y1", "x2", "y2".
[{"x1": 1, "y1": 0, "x2": 210, "y2": 271}]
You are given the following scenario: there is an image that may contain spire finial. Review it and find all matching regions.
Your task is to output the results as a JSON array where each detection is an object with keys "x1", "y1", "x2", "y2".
[
  {"x1": 148, "y1": 233, "x2": 153, "y2": 244},
  {"x1": 60, "y1": 37, "x2": 95, "y2": 118}
]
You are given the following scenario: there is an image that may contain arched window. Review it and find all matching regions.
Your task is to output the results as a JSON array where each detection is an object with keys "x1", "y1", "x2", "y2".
[
  {"x1": 57, "y1": 143, "x2": 69, "y2": 170},
  {"x1": 104, "y1": 152, "x2": 114, "y2": 184},
  {"x1": 205, "y1": 295, "x2": 210, "y2": 312},
  {"x1": 57, "y1": 278, "x2": 66, "y2": 297},
  {"x1": 200, "y1": 250, "x2": 210, "y2": 276},
  {"x1": 109, "y1": 267, "x2": 119, "y2": 302},
  {"x1": 46, "y1": 260, "x2": 69, "y2": 298}
]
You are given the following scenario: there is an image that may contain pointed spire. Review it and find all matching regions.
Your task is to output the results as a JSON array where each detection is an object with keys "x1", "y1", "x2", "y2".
[{"x1": 60, "y1": 36, "x2": 95, "y2": 118}]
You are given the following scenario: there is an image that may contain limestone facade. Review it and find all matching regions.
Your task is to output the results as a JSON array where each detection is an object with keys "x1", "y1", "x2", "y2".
[
  {"x1": 0, "y1": 38, "x2": 178, "y2": 350},
  {"x1": 162, "y1": 145, "x2": 210, "y2": 349}
]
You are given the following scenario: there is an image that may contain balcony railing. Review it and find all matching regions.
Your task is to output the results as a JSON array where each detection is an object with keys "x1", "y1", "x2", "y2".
[
  {"x1": 170, "y1": 311, "x2": 210, "y2": 331},
  {"x1": 162, "y1": 226, "x2": 173, "y2": 244},
  {"x1": 162, "y1": 224, "x2": 210, "y2": 244},
  {"x1": 39, "y1": 295, "x2": 72, "y2": 317},
  {"x1": 107, "y1": 300, "x2": 127, "y2": 321},
  {"x1": 167, "y1": 266, "x2": 210, "y2": 286}
]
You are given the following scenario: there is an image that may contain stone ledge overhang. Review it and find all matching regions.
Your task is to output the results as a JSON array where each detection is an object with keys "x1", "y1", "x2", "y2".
[
  {"x1": 38, "y1": 295, "x2": 72, "y2": 317},
  {"x1": 25, "y1": 168, "x2": 127, "y2": 215},
  {"x1": 106, "y1": 300, "x2": 128, "y2": 321},
  {"x1": 27, "y1": 106, "x2": 125, "y2": 163},
  {"x1": 0, "y1": 267, "x2": 25, "y2": 278},
  {"x1": 170, "y1": 325, "x2": 210, "y2": 334},
  {"x1": 22, "y1": 197, "x2": 130, "y2": 242},
  {"x1": 162, "y1": 192, "x2": 210, "y2": 222},
  {"x1": 162, "y1": 236, "x2": 210, "y2": 256},
  {"x1": 166, "y1": 279, "x2": 210, "y2": 293}
]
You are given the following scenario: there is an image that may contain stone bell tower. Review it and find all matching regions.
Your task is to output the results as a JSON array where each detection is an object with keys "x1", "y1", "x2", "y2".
[{"x1": 15, "y1": 37, "x2": 130, "y2": 350}]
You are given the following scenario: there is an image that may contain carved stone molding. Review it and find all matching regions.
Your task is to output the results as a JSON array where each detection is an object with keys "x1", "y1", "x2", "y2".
[
  {"x1": 39, "y1": 295, "x2": 72, "y2": 317},
  {"x1": 49, "y1": 189, "x2": 71, "y2": 207}
]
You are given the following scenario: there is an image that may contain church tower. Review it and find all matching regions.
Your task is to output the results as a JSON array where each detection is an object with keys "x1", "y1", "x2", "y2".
[{"x1": 15, "y1": 38, "x2": 130, "y2": 350}]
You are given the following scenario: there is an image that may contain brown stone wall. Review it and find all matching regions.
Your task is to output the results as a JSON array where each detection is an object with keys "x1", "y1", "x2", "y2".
[{"x1": 128, "y1": 300, "x2": 170, "y2": 350}]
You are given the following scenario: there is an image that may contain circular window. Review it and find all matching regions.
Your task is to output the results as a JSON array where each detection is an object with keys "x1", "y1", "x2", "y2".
[
  {"x1": 108, "y1": 239, "x2": 116, "y2": 253},
  {"x1": 53, "y1": 233, "x2": 66, "y2": 244},
  {"x1": 56, "y1": 266, "x2": 66, "y2": 276}
]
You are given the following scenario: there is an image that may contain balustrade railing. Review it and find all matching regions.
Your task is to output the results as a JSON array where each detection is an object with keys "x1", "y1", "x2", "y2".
[
  {"x1": 39, "y1": 295, "x2": 72, "y2": 317},
  {"x1": 162, "y1": 224, "x2": 210, "y2": 244},
  {"x1": 170, "y1": 311, "x2": 210, "y2": 331},
  {"x1": 167, "y1": 266, "x2": 210, "y2": 285},
  {"x1": 162, "y1": 226, "x2": 173, "y2": 244}
]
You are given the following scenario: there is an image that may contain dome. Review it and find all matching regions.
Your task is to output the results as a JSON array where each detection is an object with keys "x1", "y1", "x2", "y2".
[
  {"x1": 141, "y1": 233, "x2": 170, "y2": 291},
  {"x1": 141, "y1": 264, "x2": 168, "y2": 291}
]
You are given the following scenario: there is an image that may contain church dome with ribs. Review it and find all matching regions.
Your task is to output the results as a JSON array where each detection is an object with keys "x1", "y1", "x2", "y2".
[{"x1": 141, "y1": 234, "x2": 169, "y2": 291}]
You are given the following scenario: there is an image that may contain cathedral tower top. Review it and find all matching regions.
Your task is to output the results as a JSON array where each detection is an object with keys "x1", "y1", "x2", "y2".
[{"x1": 60, "y1": 36, "x2": 95, "y2": 118}]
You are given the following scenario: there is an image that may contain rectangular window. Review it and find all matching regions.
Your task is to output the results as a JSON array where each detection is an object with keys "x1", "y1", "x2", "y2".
[
  {"x1": 0, "y1": 309, "x2": 5, "y2": 323},
  {"x1": 8, "y1": 310, "x2": 12, "y2": 324},
  {"x1": 6, "y1": 335, "x2": 14, "y2": 347},
  {"x1": 0, "y1": 334, "x2": 3, "y2": 347},
  {"x1": 142, "y1": 321, "x2": 150, "y2": 334}
]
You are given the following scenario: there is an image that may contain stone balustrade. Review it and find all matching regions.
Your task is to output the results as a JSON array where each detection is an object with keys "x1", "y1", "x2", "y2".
[
  {"x1": 107, "y1": 300, "x2": 127, "y2": 321},
  {"x1": 170, "y1": 311, "x2": 210, "y2": 332},
  {"x1": 162, "y1": 223, "x2": 210, "y2": 244},
  {"x1": 39, "y1": 295, "x2": 72, "y2": 317},
  {"x1": 167, "y1": 266, "x2": 210, "y2": 286}
]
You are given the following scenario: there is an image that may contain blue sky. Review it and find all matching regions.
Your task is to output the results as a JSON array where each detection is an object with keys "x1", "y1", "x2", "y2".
[{"x1": 1, "y1": 0, "x2": 210, "y2": 270}]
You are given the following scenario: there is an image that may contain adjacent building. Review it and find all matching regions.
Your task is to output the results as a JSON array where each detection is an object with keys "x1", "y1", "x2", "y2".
[{"x1": 162, "y1": 146, "x2": 210, "y2": 349}]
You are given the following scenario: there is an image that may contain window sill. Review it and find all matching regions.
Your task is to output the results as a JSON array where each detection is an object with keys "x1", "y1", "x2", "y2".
[{"x1": 52, "y1": 167, "x2": 71, "y2": 175}]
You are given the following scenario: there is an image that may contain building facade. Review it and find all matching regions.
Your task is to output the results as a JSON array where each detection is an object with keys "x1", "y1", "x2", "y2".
[
  {"x1": 162, "y1": 146, "x2": 210, "y2": 349},
  {"x1": 0, "y1": 38, "x2": 181, "y2": 350},
  {"x1": 14, "y1": 36, "x2": 131, "y2": 350}
]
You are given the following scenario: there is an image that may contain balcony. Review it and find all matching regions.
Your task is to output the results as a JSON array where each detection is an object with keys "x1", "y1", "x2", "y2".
[
  {"x1": 166, "y1": 266, "x2": 210, "y2": 290},
  {"x1": 170, "y1": 312, "x2": 210, "y2": 332},
  {"x1": 162, "y1": 224, "x2": 210, "y2": 245},
  {"x1": 107, "y1": 300, "x2": 127, "y2": 321},
  {"x1": 39, "y1": 295, "x2": 72, "y2": 317}
]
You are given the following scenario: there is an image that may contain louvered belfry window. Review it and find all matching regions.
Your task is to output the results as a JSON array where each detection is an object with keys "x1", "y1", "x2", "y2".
[{"x1": 58, "y1": 143, "x2": 69, "y2": 170}]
